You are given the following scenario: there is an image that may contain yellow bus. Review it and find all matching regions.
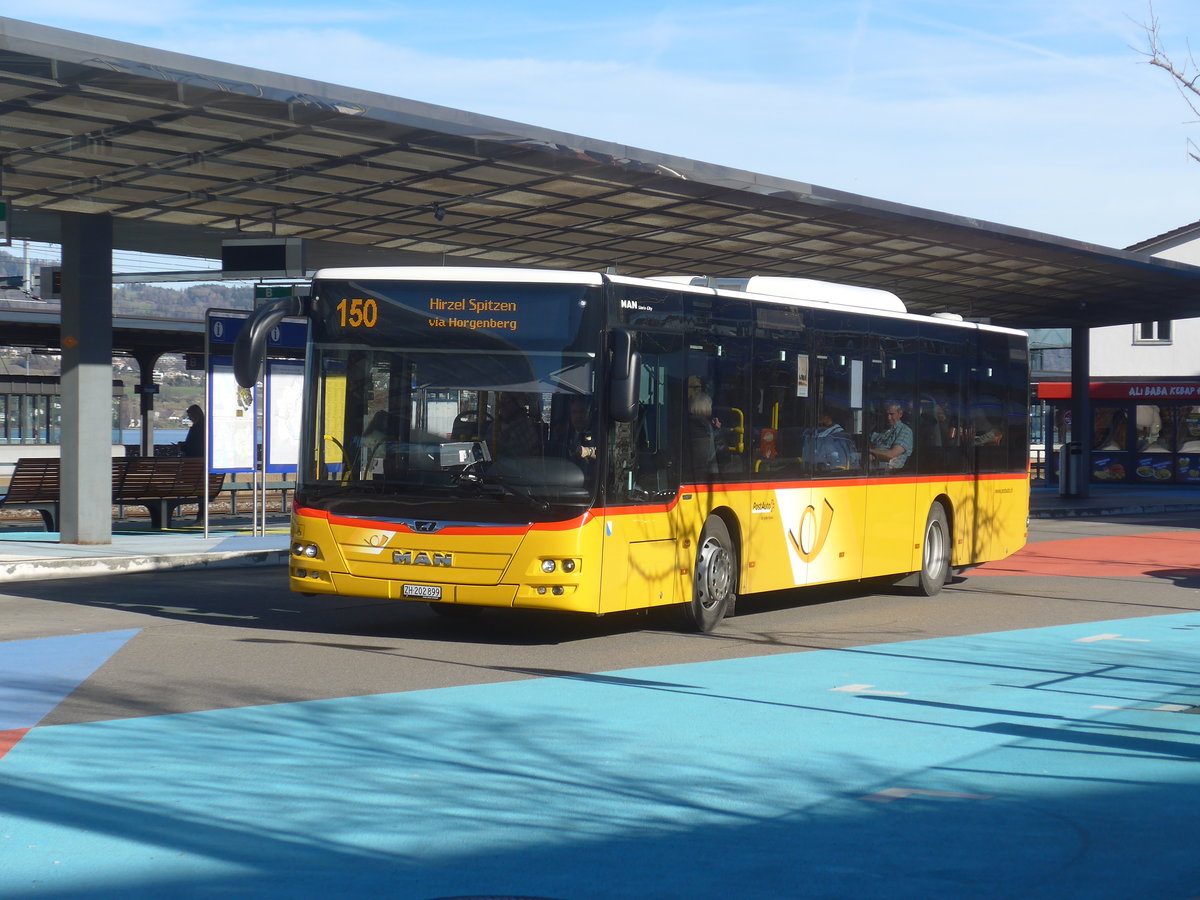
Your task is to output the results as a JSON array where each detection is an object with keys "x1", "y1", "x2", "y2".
[{"x1": 235, "y1": 268, "x2": 1028, "y2": 631}]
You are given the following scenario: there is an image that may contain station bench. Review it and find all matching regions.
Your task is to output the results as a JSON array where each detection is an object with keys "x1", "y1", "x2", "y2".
[
  {"x1": 116, "y1": 458, "x2": 226, "y2": 529},
  {"x1": 0, "y1": 457, "x2": 226, "y2": 531},
  {"x1": 0, "y1": 458, "x2": 62, "y2": 531}
]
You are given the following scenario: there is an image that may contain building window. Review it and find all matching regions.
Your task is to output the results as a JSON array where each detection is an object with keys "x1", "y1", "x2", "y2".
[{"x1": 1134, "y1": 320, "x2": 1172, "y2": 344}]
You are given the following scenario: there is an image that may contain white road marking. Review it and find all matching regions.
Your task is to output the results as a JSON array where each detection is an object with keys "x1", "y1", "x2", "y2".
[
  {"x1": 860, "y1": 787, "x2": 993, "y2": 803},
  {"x1": 831, "y1": 684, "x2": 909, "y2": 696}
]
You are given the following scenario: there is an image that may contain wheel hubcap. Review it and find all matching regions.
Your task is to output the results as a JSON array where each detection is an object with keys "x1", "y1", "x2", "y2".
[
  {"x1": 696, "y1": 537, "x2": 733, "y2": 610},
  {"x1": 925, "y1": 520, "x2": 946, "y2": 580}
]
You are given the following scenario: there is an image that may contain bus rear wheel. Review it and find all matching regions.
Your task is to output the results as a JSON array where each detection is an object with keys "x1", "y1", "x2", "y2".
[
  {"x1": 680, "y1": 516, "x2": 737, "y2": 632},
  {"x1": 917, "y1": 503, "x2": 951, "y2": 596}
]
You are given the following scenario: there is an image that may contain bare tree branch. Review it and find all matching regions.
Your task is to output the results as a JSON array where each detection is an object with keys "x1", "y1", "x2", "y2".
[{"x1": 1138, "y1": 1, "x2": 1200, "y2": 160}]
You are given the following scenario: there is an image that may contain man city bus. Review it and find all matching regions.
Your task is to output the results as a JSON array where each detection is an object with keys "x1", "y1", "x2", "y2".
[{"x1": 235, "y1": 267, "x2": 1028, "y2": 631}]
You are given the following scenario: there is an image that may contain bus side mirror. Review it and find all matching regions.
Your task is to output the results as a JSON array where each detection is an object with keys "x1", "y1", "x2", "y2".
[
  {"x1": 233, "y1": 294, "x2": 305, "y2": 388},
  {"x1": 609, "y1": 329, "x2": 641, "y2": 423}
]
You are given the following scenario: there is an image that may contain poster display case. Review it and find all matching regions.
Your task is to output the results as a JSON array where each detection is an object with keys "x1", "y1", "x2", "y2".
[{"x1": 1039, "y1": 381, "x2": 1200, "y2": 486}]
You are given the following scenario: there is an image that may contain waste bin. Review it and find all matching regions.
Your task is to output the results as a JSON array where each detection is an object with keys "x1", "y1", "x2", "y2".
[{"x1": 1058, "y1": 441, "x2": 1082, "y2": 497}]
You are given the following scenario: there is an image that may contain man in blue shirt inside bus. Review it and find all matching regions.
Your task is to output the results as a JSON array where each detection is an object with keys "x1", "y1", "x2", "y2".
[{"x1": 869, "y1": 402, "x2": 913, "y2": 470}]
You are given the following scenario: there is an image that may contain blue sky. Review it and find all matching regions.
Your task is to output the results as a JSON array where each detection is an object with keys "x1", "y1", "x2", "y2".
[{"x1": 13, "y1": 0, "x2": 1200, "y2": 250}]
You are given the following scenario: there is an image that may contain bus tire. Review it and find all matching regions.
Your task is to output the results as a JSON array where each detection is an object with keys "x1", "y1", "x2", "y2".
[
  {"x1": 917, "y1": 503, "x2": 951, "y2": 596},
  {"x1": 680, "y1": 516, "x2": 737, "y2": 632}
]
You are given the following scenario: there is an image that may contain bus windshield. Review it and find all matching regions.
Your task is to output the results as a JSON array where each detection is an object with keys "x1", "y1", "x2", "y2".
[{"x1": 300, "y1": 278, "x2": 604, "y2": 521}]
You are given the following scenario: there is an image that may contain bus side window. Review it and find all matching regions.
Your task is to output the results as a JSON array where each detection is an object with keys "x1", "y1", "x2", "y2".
[
  {"x1": 867, "y1": 323, "x2": 918, "y2": 474},
  {"x1": 918, "y1": 322, "x2": 969, "y2": 475},
  {"x1": 810, "y1": 354, "x2": 864, "y2": 476},
  {"x1": 685, "y1": 366, "x2": 748, "y2": 479},
  {"x1": 686, "y1": 295, "x2": 752, "y2": 480},
  {"x1": 974, "y1": 332, "x2": 1018, "y2": 474},
  {"x1": 753, "y1": 390, "x2": 805, "y2": 476}
]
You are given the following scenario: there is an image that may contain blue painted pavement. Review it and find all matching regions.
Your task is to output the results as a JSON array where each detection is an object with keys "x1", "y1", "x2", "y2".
[
  {"x1": 0, "y1": 630, "x2": 138, "y2": 733},
  {"x1": 1, "y1": 615, "x2": 1199, "y2": 898}
]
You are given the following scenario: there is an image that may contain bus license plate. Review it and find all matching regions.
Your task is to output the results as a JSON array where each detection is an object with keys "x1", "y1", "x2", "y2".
[{"x1": 402, "y1": 584, "x2": 442, "y2": 600}]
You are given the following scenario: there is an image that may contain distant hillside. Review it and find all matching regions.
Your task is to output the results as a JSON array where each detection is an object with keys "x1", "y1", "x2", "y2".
[
  {"x1": 0, "y1": 250, "x2": 255, "y2": 318},
  {"x1": 108, "y1": 282, "x2": 255, "y2": 319}
]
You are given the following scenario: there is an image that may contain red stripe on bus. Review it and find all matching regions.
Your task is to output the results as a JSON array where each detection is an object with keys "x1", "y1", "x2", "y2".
[
  {"x1": 679, "y1": 471, "x2": 1027, "y2": 493},
  {"x1": 295, "y1": 471, "x2": 1026, "y2": 531},
  {"x1": 295, "y1": 505, "x2": 593, "y2": 535}
]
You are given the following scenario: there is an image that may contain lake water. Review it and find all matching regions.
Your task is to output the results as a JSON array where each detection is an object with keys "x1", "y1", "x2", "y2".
[
  {"x1": 117, "y1": 429, "x2": 263, "y2": 447},
  {"x1": 119, "y1": 429, "x2": 186, "y2": 445}
]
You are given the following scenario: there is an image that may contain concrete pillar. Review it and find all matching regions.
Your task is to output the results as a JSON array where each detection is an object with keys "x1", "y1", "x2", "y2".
[
  {"x1": 1068, "y1": 323, "x2": 1091, "y2": 499},
  {"x1": 133, "y1": 349, "x2": 163, "y2": 458},
  {"x1": 59, "y1": 212, "x2": 113, "y2": 544}
]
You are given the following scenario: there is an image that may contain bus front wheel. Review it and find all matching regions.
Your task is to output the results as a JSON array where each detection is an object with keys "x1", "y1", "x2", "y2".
[
  {"x1": 917, "y1": 503, "x2": 951, "y2": 596},
  {"x1": 680, "y1": 516, "x2": 737, "y2": 632}
]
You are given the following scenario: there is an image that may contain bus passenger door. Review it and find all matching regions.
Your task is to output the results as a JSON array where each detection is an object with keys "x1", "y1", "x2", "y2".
[
  {"x1": 747, "y1": 329, "x2": 812, "y2": 593},
  {"x1": 784, "y1": 312, "x2": 868, "y2": 588},
  {"x1": 601, "y1": 333, "x2": 685, "y2": 612}
]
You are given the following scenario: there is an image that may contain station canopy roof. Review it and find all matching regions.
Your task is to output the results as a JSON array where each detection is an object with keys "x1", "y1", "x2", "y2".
[{"x1": 3, "y1": 16, "x2": 1200, "y2": 331}]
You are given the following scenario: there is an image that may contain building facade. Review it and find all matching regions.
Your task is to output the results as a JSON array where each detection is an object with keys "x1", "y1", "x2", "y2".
[{"x1": 1038, "y1": 223, "x2": 1200, "y2": 485}]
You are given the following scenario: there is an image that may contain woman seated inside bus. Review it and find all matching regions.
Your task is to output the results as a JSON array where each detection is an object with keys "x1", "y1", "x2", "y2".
[
  {"x1": 869, "y1": 402, "x2": 913, "y2": 471},
  {"x1": 805, "y1": 411, "x2": 859, "y2": 472}
]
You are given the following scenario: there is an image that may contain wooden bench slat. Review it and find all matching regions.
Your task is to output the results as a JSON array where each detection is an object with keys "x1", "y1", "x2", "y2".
[
  {"x1": 2, "y1": 457, "x2": 232, "y2": 531},
  {"x1": 0, "y1": 458, "x2": 63, "y2": 530}
]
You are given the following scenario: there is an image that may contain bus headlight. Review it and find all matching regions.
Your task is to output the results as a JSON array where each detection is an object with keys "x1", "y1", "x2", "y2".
[
  {"x1": 561, "y1": 559, "x2": 576, "y2": 573},
  {"x1": 541, "y1": 559, "x2": 557, "y2": 574},
  {"x1": 293, "y1": 542, "x2": 321, "y2": 559}
]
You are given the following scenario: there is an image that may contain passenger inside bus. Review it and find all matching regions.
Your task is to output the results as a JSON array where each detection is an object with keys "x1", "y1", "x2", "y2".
[
  {"x1": 495, "y1": 393, "x2": 542, "y2": 457},
  {"x1": 805, "y1": 411, "x2": 858, "y2": 471},
  {"x1": 688, "y1": 389, "x2": 720, "y2": 476},
  {"x1": 360, "y1": 409, "x2": 392, "y2": 477},
  {"x1": 869, "y1": 402, "x2": 913, "y2": 470},
  {"x1": 554, "y1": 396, "x2": 598, "y2": 467},
  {"x1": 973, "y1": 420, "x2": 1004, "y2": 446}
]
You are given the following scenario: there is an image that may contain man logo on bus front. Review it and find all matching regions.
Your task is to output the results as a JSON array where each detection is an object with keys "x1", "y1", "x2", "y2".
[{"x1": 393, "y1": 550, "x2": 453, "y2": 566}]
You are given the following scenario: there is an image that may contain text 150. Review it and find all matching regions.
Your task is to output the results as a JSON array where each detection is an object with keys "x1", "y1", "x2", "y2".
[{"x1": 337, "y1": 298, "x2": 379, "y2": 328}]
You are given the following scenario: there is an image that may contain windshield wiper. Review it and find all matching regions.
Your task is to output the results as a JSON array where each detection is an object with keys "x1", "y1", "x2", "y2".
[
  {"x1": 488, "y1": 476, "x2": 551, "y2": 511},
  {"x1": 453, "y1": 465, "x2": 549, "y2": 511}
]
